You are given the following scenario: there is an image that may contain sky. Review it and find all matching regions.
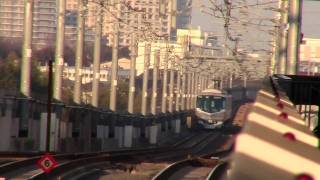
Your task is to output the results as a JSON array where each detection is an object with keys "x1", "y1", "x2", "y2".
[
  {"x1": 190, "y1": 0, "x2": 278, "y2": 54},
  {"x1": 188, "y1": 0, "x2": 320, "y2": 62},
  {"x1": 188, "y1": 0, "x2": 320, "y2": 78},
  {"x1": 301, "y1": 0, "x2": 320, "y2": 38},
  {"x1": 191, "y1": 0, "x2": 320, "y2": 38}
]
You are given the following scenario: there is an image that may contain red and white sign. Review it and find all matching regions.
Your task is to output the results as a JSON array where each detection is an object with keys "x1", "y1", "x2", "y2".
[{"x1": 37, "y1": 153, "x2": 57, "y2": 173}]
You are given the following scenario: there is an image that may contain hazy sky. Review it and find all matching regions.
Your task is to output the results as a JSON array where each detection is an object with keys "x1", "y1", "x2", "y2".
[
  {"x1": 191, "y1": 0, "x2": 320, "y2": 38},
  {"x1": 189, "y1": 0, "x2": 320, "y2": 60},
  {"x1": 301, "y1": 0, "x2": 320, "y2": 38}
]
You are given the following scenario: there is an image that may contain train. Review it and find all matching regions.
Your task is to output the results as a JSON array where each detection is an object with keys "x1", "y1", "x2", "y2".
[{"x1": 195, "y1": 88, "x2": 232, "y2": 129}]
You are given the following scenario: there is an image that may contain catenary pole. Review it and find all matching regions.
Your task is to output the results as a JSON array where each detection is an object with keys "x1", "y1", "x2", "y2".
[
  {"x1": 190, "y1": 72, "x2": 195, "y2": 108},
  {"x1": 141, "y1": 43, "x2": 151, "y2": 115},
  {"x1": 21, "y1": 0, "x2": 34, "y2": 97},
  {"x1": 161, "y1": 51, "x2": 169, "y2": 113},
  {"x1": 286, "y1": 0, "x2": 302, "y2": 75},
  {"x1": 186, "y1": 73, "x2": 191, "y2": 110},
  {"x1": 109, "y1": 23, "x2": 119, "y2": 111},
  {"x1": 277, "y1": 0, "x2": 288, "y2": 74},
  {"x1": 168, "y1": 58, "x2": 175, "y2": 112},
  {"x1": 175, "y1": 68, "x2": 181, "y2": 111},
  {"x1": 73, "y1": 0, "x2": 85, "y2": 104},
  {"x1": 54, "y1": 0, "x2": 65, "y2": 101},
  {"x1": 128, "y1": 34, "x2": 137, "y2": 113},
  {"x1": 181, "y1": 69, "x2": 186, "y2": 110},
  {"x1": 151, "y1": 50, "x2": 160, "y2": 114},
  {"x1": 91, "y1": 4, "x2": 103, "y2": 107}
]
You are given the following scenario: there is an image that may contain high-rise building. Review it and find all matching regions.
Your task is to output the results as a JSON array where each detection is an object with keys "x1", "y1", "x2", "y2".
[
  {"x1": 99, "y1": 0, "x2": 168, "y2": 46},
  {"x1": 176, "y1": 0, "x2": 192, "y2": 29},
  {"x1": 299, "y1": 38, "x2": 320, "y2": 74},
  {"x1": 0, "y1": 0, "x2": 56, "y2": 48},
  {"x1": 65, "y1": 0, "x2": 192, "y2": 47},
  {"x1": 0, "y1": 0, "x2": 192, "y2": 49}
]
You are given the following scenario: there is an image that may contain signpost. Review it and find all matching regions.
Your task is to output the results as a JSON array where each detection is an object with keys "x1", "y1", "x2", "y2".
[
  {"x1": 37, "y1": 153, "x2": 57, "y2": 173},
  {"x1": 37, "y1": 61, "x2": 58, "y2": 174}
]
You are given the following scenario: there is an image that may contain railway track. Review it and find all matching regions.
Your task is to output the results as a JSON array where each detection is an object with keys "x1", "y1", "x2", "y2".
[
  {"x1": 0, "y1": 93, "x2": 250, "y2": 179},
  {"x1": 150, "y1": 101, "x2": 251, "y2": 180},
  {"x1": 74, "y1": 131, "x2": 231, "y2": 180},
  {"x1": 152, "y1": 150, "x2": 230, "y2": 180},
  {"x1": 0, "y1": 131, "x2": 216, "y2": 179}
]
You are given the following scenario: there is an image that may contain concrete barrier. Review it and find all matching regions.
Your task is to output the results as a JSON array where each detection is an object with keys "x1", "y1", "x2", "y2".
[{"x1": 226, "y1": 90, "x2": 320, "y2": 180}]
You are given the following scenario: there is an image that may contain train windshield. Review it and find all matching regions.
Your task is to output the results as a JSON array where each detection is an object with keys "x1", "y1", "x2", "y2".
[{"x1": 196, "y1": 95, "x2": 226, "y2": 113}]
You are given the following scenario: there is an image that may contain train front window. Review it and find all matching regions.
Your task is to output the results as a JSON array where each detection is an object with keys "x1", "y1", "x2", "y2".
[{"x1": 197, "y1": 95, "x2": 226, "y2": 113}]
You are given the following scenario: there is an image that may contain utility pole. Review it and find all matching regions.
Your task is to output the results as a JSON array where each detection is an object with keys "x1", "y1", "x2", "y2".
[
  {"x1": 21, "y1": 0, "x2": 34, "y2": 97},
  {"x1": 54, "y1": 0, "x2": 65, "y2": 101},
  {"x1": 109, "y1": 23, "x2": 120, "y2": 111},
  {"x1": 141, "y1": 43, "x2": 151, "y2": 115},
  {"x1": 168, "y1": 58, "x2": 175, "y2": 112},
  {"x1": 175, "y1": 68, "x2": 181, "y2": 111},
  {"x1": 151, "y1": 50, "x2": 160, "y2": 114},
  {"x1": 91, "y1": 4, "x2": 103, "y2": 107},
  {"x1": 287, "y1": 0, "x2": 302, "y2": 75},
  {"x1": 278, "y1": 0, "x2": 288, "y2": 74},
  {"x1": 73, "y1": 0, "x2": 85, "y2": 104},
  {"x1": 128, "y1": 34, "x2": 137, "y2": 113},
  {"x1": 181, "y1": 69, "x2": 186, "y2": 111},
  {"x1": 161, "y1": 51, "x2": 169, "y2": 113}
]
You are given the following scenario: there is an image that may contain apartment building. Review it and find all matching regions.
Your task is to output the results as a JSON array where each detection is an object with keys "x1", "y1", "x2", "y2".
[
  {"x1": 66, "y1": 0, "x2": 192, "y2": 47},
  {"x1": 0, "y1": 0, "x2": 191, "y2": 49},
  {"x1": 136, "y1": 41, "x2": 184, "y2": 75},
  {"x1": 0, "y1": 0, "x2": 56, "y2": 48},
  {"x1": 299, "y1": 38, "x2": 320, "y2": 74},
  {"x1": 176, "y1": 0, "x2": 192, "y2": 29}
]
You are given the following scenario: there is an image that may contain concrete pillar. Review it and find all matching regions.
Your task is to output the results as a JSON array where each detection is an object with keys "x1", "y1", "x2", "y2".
[
  {"x1": 59, "y1": 121, "x2": 67, "y2": 139},
  {"x1": 145, "y1": 126, "x2": 151, "y2": 139},
  {"x1": 149, "y1": 124, "x2": 158, "y2": 144},
  {"x1": 40, "y1": 113, "x2": 46, "y2": 151},
  {"x1": 40, "y1": 113, "x2": 59, "y2": 152},
  {"x1": 123, "y1": 125, "x2": 133, "y2": 147},
  {"x1": 97, "y1": 125, "x2": 104, "y2": 139},
  {"x1": 133, "y1": 127, "x2": 140, "y2": 139},
  {"x1": 0, "y1": 100, "x2": 13, "y2": 151},
  {"x1": 101, "y1": 126, "x2": 109, "y2": 150},
  {"x1": 174, "y1": 119, "x2": 181, "y2": 134},
  {"x1": 104, "y1": 126, "x2": 109, "y2": 139},
  {"x1": 115, "y1": 126, "x2": 124, "y2": 148},
  {"x1": 81, "y1": 113, "x2": 91, "y2": 152},
  {"x1": 157, "y1": 123, "x2": 162, "y2": 138},
  {"x1": 67, "y1": 122, "x2": 73, "y2": 138}
]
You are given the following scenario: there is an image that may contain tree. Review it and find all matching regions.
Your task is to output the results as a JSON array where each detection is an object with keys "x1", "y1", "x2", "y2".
[{"x1": 0, "y1": 51, "x2": 20, "y2": 94}]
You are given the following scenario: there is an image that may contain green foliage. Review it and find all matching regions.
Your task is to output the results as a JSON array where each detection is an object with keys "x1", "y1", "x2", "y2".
[
  {"x1": 0, "y1": 49, "x2": 48, "y2": 99},
  {"x1": 98, "y1": 85, "x2": 111, "y2": 109},
  {"x1": 97, "y1": 80, "x2": 143, "y2": 113},
  {"x1": 0, "y1": 51, "x2": 20, "y2": 93}
]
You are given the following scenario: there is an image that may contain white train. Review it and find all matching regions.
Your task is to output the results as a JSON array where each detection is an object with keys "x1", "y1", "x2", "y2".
[{"x1": 195, "y1": 88, "x2": 232, "y2": 129}]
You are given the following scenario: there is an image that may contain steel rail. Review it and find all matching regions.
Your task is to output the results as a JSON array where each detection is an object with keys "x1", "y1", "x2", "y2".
[
  {"x1": 152, "y1": 149, "x2": 230, "y2": 180},
  {"x1": 1, "y1": 132, "x2": 210, "y2": 179}
]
